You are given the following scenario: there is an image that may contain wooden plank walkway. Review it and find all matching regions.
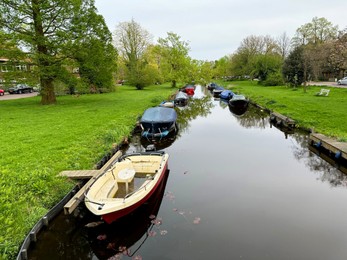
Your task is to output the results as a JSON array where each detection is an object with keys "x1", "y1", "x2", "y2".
[
  {"x1": 310, "y1": 133, "x2": 347, "y2": 160},
  {"x1": 61, "y1": 150, "x2": 122, "y2": 214},
  {"x1": 270, "y1": 112, "x2": 296, "y2": 128},
  {"x1": 59, "y1": 170, "x2": 100, "y2": 179}
]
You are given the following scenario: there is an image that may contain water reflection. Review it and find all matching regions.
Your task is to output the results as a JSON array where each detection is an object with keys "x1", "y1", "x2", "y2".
[
  {"x1": 210, "y1": 86, "x2": 347, "y2": 188},
  {"x1": 88, "y1": 170, "x2": 170, "y2": 260},
  {"x1": 175, "y1": 96, "x2": 213, "y2": 136},
  {"x1": 139, "y1": 129, "x2": 178, "y2": 151}
]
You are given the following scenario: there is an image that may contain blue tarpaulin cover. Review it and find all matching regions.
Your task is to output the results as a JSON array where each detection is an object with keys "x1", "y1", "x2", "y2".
[
  {"x1": 220, "y1": 90, "x2": 234, "y2": 99},
  {"x1": 140, "y1": 107, "x2": 177, "y2": 123}
]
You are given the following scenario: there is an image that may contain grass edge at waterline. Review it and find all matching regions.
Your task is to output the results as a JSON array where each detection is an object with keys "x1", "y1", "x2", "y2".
[{"x1": 219, "y1": 80, "x2": 347, "y2": 142}]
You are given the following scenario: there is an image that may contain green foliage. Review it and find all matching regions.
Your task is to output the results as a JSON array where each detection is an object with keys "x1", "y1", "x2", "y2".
[
  {"x1": 261, "y1": 72, "x2": 285, "y2": 86},
  {"x1": 253, "y1": 54, "x2": 283, "y2": 81},
  {"x1": 1, "y1": 0, "x2": 115, "y2": 104},
  {"x1": 282, "y1": 46, "x2": 306, "y2": 86},
  {"x1": 0, "y1": 83, "x2": 174, "y2": 259},
  {"x1": 157, "y1": 32, "x2": 192, "y2": 87}
]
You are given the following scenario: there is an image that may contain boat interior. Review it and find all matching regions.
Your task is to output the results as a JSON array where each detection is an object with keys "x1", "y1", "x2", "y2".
[{"x1": 87, "y1": 155, "x2": 165, "y2": 200}]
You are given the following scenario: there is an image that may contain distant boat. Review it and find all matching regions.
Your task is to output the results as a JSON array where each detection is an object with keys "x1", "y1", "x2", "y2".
[
  {"x1": 219, "y1": 90, "x2": 234, "y2": 100},
  {"x1": 140, "y1": 107, "x2": 177, "y2": 139},
  {"x1": 181, "y1": 85, "x2": 195, "y2": 96},
  {"x1": 84, "y1": 151, "x2": 169, "y2": 224},
  {"x1": 159, "y1": 101, "x2": 175, "y2": 108},
  {"x1": 228, "y1": 94, "x2": 249, "y2": 115},
  {"x1": 207, "y1": 82, "x2": 217, "y2": 90},
  {"x1": 174, "y1": 91, "x2": 189, "y2": 106},
  {"x1": 212, "y1": 85, "x2": 224, "y2": 97}
]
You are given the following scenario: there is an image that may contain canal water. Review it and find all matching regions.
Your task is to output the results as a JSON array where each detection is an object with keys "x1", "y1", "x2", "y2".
[{"x1": 28, "y1": 85, "x2": 347, "y2": 260}]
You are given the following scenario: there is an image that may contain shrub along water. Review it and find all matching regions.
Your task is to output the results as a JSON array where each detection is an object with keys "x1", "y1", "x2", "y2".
[
  {"x1": 0, "y1": 84, "x2": 174, "y2": 259},
  {"x1": 220, "y1": 80, "x2": 347, "y2": 141}
]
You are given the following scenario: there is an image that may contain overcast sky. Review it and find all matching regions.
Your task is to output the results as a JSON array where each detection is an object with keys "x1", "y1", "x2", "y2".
[{"x1": 94, "y1": 0, "x2": 346, "y2": 61}]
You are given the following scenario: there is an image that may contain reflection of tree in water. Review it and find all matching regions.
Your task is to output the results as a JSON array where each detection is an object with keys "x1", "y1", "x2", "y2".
[
  {"x1": 290, "y1": 132, "x2": 347, "y2": 188},
  {"x1": 225, "y1": 98, "x2": 347, "y2": 188},
  {"x1": 175, "y1": 96, "x2": 213, "y2": 136},
  {"x1": 229, "y1": 103, "x2": 270, "y2": 129}
]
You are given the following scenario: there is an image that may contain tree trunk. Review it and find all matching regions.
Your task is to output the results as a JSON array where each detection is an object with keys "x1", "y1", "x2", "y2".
[
  {"x1": 40, "y1": 78, "x2": 56, "y2": 105},
  {"x1": 33, "y1": 0, "x2": 56, "y2": 105},
  {"x1": 171, "y1": 80, "x2": 176, "y2": 88}
]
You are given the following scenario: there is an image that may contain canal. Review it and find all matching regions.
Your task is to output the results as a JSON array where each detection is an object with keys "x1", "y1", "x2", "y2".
[{"x1": 28, "y1": 85, "x2": 347, "y2": 260}]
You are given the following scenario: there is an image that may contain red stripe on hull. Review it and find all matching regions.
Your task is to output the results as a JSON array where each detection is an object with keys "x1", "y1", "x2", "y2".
[{"x1": 102, "y1": 162, "x2": 168, "y2": 224}]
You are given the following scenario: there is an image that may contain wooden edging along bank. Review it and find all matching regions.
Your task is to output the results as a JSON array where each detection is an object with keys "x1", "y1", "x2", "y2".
[{"x1": 252, "y1": 101, "x2": 347, "y2": 164}]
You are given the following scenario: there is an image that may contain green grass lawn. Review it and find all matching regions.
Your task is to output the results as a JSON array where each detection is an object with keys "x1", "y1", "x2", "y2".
[
  {"x1": 0, "y1": 84, "x2": 174, "y2": 259},
  {"x1": 220, "y1": 81, "x2": 347, "y2": 141}
]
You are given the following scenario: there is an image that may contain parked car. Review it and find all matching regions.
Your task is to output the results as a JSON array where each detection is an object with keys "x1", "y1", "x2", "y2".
[
  {"x1": 0, "y1": 89, "x2": 4, "y2": 96},
  {"x1": 8, "y1": 84, "x2": 33, "y2": 94},
  {"x1": 337, "y1": 77, "x2": 347, "y2": 85}
]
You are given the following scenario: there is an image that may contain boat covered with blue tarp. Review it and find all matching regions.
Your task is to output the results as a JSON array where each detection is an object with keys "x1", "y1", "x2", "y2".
[
  {"x1": 220, "y1": 90, "x2": 234, "y2": 100},
  {"x1": 140, "y1": 107, "x2": 178, "y2": 139}
]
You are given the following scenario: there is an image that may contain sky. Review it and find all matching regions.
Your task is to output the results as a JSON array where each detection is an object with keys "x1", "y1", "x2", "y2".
[{"x1": 94, "y1": 0, "x2": 347, "y2": 61}]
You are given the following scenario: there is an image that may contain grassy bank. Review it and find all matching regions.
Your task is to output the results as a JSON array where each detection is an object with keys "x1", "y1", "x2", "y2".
[
  {"x1": 0, "y1": 84, "x2": 174, "y2": 259},
  {"x1": 220, "y1": 81, "x2": 347, "y2": 141}
]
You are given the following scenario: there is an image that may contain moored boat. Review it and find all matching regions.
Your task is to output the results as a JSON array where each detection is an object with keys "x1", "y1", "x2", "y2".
[
  {"x1": 88, "y1": 168, "x2": 170, "y2": 259},
  {"x1": 174, "y1": 91, "x2": 189, "y2": 106},
  {"x1": 228, "y1": 94, "x2": 249, "y2": 115},
  {"x1": 219, "y1": 90, "x2": 234, "y2": 100},
  {"x1": 181, "y1": 84, "x2": 195, "y2": 96},
  {"x1": 212, "y1": 85, "x2": 224, "y2": 97},
  {"x1": 84, "y1": 151, "x2": 169, "y2": 224},
  {"x1": 140, "y1": 107, "x2": 177, "y2": 139},
  {"x1": 207, "y1": 82, "x2": 217, "y2": 90},
  {"x1": 228, "y1": 94, "x2": 249, "y2": 108},
  {"x1": 159, "y1": 100, "x2": 175, "y2": 108}
]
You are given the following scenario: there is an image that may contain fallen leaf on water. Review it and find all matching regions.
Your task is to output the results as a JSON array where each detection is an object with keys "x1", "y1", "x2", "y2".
[
  {"x1": 160, "y1": 230, "x2": 168, "y2": 235},
  {"x1": 97, "y1": 234, "x2": 107, "y2": 240},
  {"x1": 193, "y1": 217, "x2": 201, "y2": 224},
  {"x1": 148, "y1": 230, "x2": 157, "y2": 237},
  {"x1": 84, "y1": 221, "x2": 103, "y2": 228}
]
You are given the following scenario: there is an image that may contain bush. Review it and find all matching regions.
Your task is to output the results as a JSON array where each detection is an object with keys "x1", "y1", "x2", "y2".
[{"x1": 261, "y1": 72, "x2": 284, "y2": 86}]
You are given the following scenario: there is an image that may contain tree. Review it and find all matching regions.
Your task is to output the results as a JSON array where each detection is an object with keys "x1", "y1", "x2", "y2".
[
  {"x1": 323, "y1": 28, "x2": 347, "y2": 78},
  {"x1": 276, "y1": 32, "x2": 291, "y2": 59},
  {"x1": 253, "y1": 54, "x2": 283, "y2": 83},
  {"x1": 0, "y1": 30, "x2": 37, "y2": 86},
  {"x1": 113, "y1": 19, "x2": 153, "y2": 89},
  {"x1": 292, "y1": 17, "x2": 338, "y2": 47},
  {"x1": 71, "y1": 8, "x2": 117, "y2": 93},
  {"x1": 230, "y1": 35, "x2": 281, "y2": 79},
  {"x1": 283, "y1": 46, "x2": 311, "y2": 88},
  {"x1": 157, "y1": 32, "x2": 191, "y2": 88},
  {"x1": 1, "y1": 0, "x2": 111, "y2": 104},
  {"x1": 213, "y1": 56, "x2": 232, "y2": 79}
]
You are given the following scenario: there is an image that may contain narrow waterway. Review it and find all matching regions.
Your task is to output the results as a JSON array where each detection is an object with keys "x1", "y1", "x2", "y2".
[{"x1": 28, "y1": 85, "x2": 347, "y2": 260}]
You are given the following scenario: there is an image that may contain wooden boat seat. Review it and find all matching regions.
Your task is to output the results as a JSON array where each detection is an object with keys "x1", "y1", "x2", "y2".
[{"x1": 95, "y1": 179, "x2": 118, "y2": 199}]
